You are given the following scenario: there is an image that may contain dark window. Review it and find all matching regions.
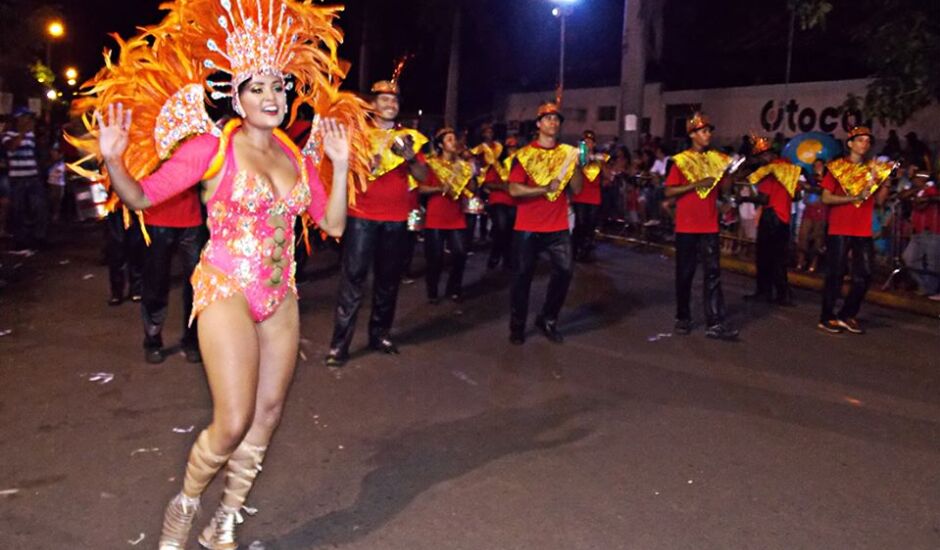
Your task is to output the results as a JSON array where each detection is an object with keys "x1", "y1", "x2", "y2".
[{"x1": 598, "y1": 106, "x2": 617, "y2": 121}]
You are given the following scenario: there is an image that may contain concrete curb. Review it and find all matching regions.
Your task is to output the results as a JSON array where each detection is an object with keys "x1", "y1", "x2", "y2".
[{"x1": 598, "y1": 233, "x2": 940, "y2": 319}]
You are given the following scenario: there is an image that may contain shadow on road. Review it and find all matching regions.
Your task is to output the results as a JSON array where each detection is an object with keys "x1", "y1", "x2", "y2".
[{"x1": 270, "y1": 395, "x2": 599, "y2": 549}]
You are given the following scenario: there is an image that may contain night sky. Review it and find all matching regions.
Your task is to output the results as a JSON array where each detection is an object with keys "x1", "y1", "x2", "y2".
[{"x1": 12, "y1": 0, "x2": 868, "y2": 121}]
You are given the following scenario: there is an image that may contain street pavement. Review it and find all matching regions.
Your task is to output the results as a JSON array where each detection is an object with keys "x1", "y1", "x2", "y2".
[{"x1": 1, "y1": 223, "x2": 938, "y2": 549}]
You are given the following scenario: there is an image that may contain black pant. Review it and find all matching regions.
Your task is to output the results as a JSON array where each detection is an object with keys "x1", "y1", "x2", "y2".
[
  {"x1": 141, "y1": 225, "x2": 206, "y2": 350},
  {"x1": 510, "y1": 230, "x2": 574, "y2": 333},
  {"x1": 329, "y1": 217, "x2": 408, "y2": 352},
  {"x1": 487, "y1": 204, "x2": 516, "y2": 268},
  {"x1": 8, "y1": 176, "x2": 47, "y2": 248},
  {"x1": 424, "y1": 228, "x2": 468, "y2": 299},
  {"x1": 105, "y1": 211, "x2": 144, "y2": 299},
  {"x1": 754, "y1": 209, "x2": 791, "y2": 299},
  {"x1": 401, "y1": 230, "x2": 418, "y2": 278},
  {"x1": 486, "y1": 204, "x2": 516, "y2": 268},
  {"x1": 572, "y1": 202, "x2": 599, "y2": 258},
  {"x1": 820, "y1": 235, "x2": 873, "y2": 322},
  {"x1": 675, "y1": 232, "x2": 726, "y2": 326}
]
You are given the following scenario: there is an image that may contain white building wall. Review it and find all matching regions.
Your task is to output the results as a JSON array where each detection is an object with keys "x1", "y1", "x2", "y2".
[{"x1": 501, "y1": 80, "x2": 940, "y2": 149}]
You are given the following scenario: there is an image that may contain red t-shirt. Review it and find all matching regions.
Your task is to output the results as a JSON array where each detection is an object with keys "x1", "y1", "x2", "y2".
[
  {"x1": 911, "y1": 186, "x2": 939, "y2": 234},
  {"x1": 143, "y1": 188, "x2": 203, "y2": 227},
  {"x1": 571, "y1": 167, "x2": 602, "y2": 205},
  {"x1": 665, "y1": 163, "x2": 718, "y2": 234},
  {"x1": 509, "y1": 144, "x2": 570, "y2": 233},
  {"x1": 350, "y1": 154, "x2": 424, "y2": 222},
  {"x1": 756, "y1": 174, "x2": 793, "y2": 224},
  {"x1": 821, "y1": 171, "x2": 874, "y2": 237},
  {"x1": 423, "y1": 168, "x2": 467, "y2": 230},
  {"x1": 484, "y1": 166, "x2": 514, "y2": 206}
]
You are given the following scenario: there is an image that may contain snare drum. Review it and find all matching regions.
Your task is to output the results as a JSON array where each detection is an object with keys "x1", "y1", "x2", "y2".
[{"x1": 462, "y1": 195, "x2": 485, "y2": 215}]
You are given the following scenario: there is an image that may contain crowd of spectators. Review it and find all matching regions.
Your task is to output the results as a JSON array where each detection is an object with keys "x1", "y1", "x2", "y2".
[{"x1": 0, "y1": 108, "x2": 74, "y2": 254}]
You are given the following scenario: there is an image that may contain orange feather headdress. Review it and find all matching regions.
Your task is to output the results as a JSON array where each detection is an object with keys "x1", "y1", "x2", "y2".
[{"x1": 68, "y1": 0, "x2": 371, "y2": 219}]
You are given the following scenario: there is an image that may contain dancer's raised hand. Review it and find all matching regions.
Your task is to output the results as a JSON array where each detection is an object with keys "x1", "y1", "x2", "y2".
[
  {"x1": 95, "y1": 102, "x2": 132, "y2": 161},
  {"x1": 321, "y1": 117, "x2": 350, "y2": 165}
]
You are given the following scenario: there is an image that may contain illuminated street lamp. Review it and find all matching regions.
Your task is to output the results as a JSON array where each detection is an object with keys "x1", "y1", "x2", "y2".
[
  {"x1": 65, "y1": 67, "x2": 78, "y2": 80},
  {"x1": 548, "y1": 0, "x2": 578, "y2": 94},
  {"x1": 46, "y1": 89, "x2": 57, "y2": 100},
  {"x1": 47, "y1": 21, "x2": 65, "y2": 38}
]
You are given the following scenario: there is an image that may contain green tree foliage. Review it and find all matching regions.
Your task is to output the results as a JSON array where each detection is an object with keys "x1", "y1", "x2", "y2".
[{"x1": 797, "y1": 0, "x2": 939, "y2": 126}]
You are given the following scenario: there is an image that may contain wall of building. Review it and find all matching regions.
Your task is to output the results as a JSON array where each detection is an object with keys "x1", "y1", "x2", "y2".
[{"x1": 500, "y1": 80, "x2": 940, "y2": 150}]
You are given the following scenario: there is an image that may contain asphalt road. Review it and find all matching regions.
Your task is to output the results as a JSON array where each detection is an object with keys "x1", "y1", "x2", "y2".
[{"x1": 1, "y1": 224, "x2": 938, "y2": 549}]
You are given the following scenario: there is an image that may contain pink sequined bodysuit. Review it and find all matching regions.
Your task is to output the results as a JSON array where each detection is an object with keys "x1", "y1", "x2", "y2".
[{"x1": 141, "y1": 129, "x2": 327, "y2": 322}]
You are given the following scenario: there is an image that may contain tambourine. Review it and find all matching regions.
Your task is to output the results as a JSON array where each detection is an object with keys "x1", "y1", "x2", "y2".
[
  {"x1": 406, "y1": 207, "x2": 425, "y2": 232},
  {"x1": 462, "y1": 196, "x2": 485, "y2": 215}
]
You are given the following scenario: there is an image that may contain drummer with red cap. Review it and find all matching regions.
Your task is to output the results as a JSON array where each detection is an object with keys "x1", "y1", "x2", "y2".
[
  {"x1": 817, "y1": 126, "x2": 893, "y2": 335},
  {"x1": 741, "y1": 135, "x2": 803, "y2": 306},
  {"x1": 417, "y1": 127, "x2": 476, "y2": 303},
  {"x1": 664, "y1": 112, "x2": 739, "y2": 340},
  {"x1": 325, "y1": 78, "x2": 429, "y2": 366},
  {"x1": 506, "y1": 101, "x2": 583, "y2": 344}
]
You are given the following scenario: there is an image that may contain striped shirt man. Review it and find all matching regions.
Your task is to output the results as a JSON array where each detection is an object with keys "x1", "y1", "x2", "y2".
[{"x1": 2, "y1": 131, "x2": 40, "y2": 179}]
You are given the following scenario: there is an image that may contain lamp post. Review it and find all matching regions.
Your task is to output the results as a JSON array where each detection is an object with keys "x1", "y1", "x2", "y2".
[{"x1": 549, "y1": 0, "x2": 577, "y2": 95}]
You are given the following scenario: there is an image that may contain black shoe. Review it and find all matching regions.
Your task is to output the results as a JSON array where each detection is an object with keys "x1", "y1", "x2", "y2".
[
  {"x1": 774, "y1": 296, "x2": 796, "y2": 307},
  {"x1": 534, "y1": 316, "x2": 564, "y2": 343},
  {"x1": 108, "y1": 295, "x2": 123, "y2": 306},
  {"x1": 743, "y1": 292, "x2": 771, "y2": 303},
  {"x1": 428, "y1": 296, "x2": 440, "y2": 305},
  {"x1": 449, "y1": 293, "x2": 461, "y2": 303},
  {"x1": 183, "y1": 347, "x2": 202, "y2": 364},
  {"x1": 145, "y1": 347, "x2": 165, "y2": 364},
  {"x1": 509, "y1": 331, "x2": 525, "y2": 345},
  {"x1": 486, "y1": 259, "x2": 499, "y2": 270},
  {"x1": 705, "y1": 323, "x2": 739, "y2": 341},
  {"x1": 674, "y1": 318, "x2": 692, "y2": 335},
  {"x1": 369, "y1": 336, "x2": 400, "y2": 354},
  {"x1": 324, "y1": 348, "x2": 349, "y2": 367}
]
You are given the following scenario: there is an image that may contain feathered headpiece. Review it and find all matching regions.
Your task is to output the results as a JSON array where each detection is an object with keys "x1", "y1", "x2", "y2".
[
  {"x1": 371, "y1": 54, "x2": 412, "y2": 96},
  {"x1": 68, "y1": 0, "x2": 372, "y2": 221},
  {"x1": 750, "y1": 134, "x2": 772, "y2": 155},
  {"x1": 686, "y1": 112, "x2": 714, "y2": 134}
]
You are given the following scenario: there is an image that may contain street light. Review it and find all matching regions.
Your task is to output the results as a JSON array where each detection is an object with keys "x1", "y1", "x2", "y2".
[
  {"x1": 65, "y1": 67, "x2": 78, "y2": 80},
  {"x1": 46, "y1": 89, "x2": 57, "y2": 100},
  {"x1": 548, "y1": 0, "x2": 578, "y2": 94},
  {"x1": 47, "y1": 21, "x2": 65, "y2": 38}
]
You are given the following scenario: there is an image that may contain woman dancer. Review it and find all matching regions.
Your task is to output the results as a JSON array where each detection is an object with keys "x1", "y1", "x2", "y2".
[{"x1": 70, "y1": 0, "x2": 370, "y2": 547}]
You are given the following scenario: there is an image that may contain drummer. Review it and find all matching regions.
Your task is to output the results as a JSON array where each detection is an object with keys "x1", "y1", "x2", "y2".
[
  {"x1": 506, "y1": 102, "x2": 583, "y2": 344},
  {"x1": 418, "y1": 128, "x2": 477, "y2": 303}
]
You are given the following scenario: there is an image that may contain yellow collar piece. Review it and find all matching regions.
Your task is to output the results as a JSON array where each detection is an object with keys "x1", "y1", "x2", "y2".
[
  {"x1": 367, "y1": 127, "x2": 428, "y2": 182},
  {"x1": 496, "y1": 152, "x2": 517, "y2": 182},
  {"x1": 827, "y1": 158, "x2": 894, "y2": 207},
  {"x1": 427, "y1": 156, "x2": 475, "y2": 200},
  {"x1": 747, "y1": 160, "x2": 802, "y2": 197},
  {"x1": 582, "y1": 153, "x2": 609, "y2": 182},
  {"x1": 470, "y1": 141, "x2": 504, "y2": 183},
  {"x1": 671, "y1": 149, "x2": 732, "y2": 199},
  {"x1": 514, "y1": 143, "x2": 579, "y2": 202}
]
